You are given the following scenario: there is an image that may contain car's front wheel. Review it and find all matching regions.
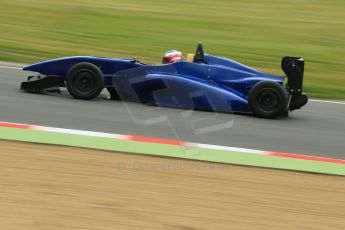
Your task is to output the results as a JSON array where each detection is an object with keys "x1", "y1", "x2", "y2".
[
  {"x1": 66, "y1": 62, "x2": 104, "y2": 100},
  {"x1": 248, "y1": 81, "x2": 288, "y2": 118}
]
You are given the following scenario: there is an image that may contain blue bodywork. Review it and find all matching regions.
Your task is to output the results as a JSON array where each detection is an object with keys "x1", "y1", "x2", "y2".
[{"x1": 23, "y1": 54, "x2": 286, "y2": 113}]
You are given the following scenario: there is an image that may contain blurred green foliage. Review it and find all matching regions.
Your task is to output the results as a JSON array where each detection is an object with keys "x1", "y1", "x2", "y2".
[{"x1": 0, "y1": 0, "x2": 344, "y2": 98}]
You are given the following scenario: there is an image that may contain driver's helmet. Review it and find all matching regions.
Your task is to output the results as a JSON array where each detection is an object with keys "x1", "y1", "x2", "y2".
[{"x1": 162, "y1": 50, "x2": 183, "y2": 64}]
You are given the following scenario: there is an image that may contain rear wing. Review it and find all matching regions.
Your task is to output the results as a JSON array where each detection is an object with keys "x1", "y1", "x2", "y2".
[
  {"x1": 282, "y1": 57, "x2": 308, "y2": 110},
  {"x1": 281, "y1": 57, "x2": 304, "y2": 95}
]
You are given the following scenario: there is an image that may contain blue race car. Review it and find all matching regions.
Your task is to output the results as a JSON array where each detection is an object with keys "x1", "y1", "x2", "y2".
[{"x1": 21, "y1": 43, "x2": 308, "y2": 118}]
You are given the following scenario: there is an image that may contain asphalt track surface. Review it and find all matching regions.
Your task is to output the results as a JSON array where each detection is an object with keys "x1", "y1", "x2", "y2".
[{"x1": 0, "y1": 67, "x2": 344, "y2": 159}]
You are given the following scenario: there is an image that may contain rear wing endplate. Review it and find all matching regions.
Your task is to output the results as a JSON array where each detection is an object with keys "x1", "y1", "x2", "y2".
[{"x1": 281, "y1": 57, "x2": 304, "y2": 95}]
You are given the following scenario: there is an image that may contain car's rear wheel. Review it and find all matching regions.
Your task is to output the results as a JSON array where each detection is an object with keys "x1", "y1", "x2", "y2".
[
  {"x1": 248, "y1": 81, "x2": 288, "y2": 118},
  {"x1": 66, "y1": 62, "x2": 103, "y2": 100}
]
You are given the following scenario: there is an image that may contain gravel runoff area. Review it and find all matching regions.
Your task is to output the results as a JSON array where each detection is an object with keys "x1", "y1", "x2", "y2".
[{"x1": 1, "y1": 140, "x2": 344, "y2": 230}]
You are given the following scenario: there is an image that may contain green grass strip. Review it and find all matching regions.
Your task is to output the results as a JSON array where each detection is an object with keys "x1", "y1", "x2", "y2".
[{"x1": 0, "y1": 127, "x2": 344, "y2": 176}]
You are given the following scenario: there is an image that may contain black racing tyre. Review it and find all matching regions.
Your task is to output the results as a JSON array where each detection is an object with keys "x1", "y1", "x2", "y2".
[
  {"x1": 248, "y1": 81, "x2": 288, "y2": 118},
  {"x1": 281, "y1": 109, "x2": 289, "y2": 117},
  {"x1": 66, "y1": 62, "x2": 104, "y2": 100}
]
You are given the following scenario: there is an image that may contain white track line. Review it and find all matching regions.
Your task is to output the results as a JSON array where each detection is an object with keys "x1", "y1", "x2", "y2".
[
  {"x1": 309, "y1": 99, "x2": 345, "y2": 105},
  {"x1": 0, "y1": 65, "x2": 23, "y2": 70}
]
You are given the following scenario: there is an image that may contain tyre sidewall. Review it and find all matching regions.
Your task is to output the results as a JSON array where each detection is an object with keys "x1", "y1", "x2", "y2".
[
  {"x1": 249, "y1": 81, "x2": 288, "y2": 118},
  {"x1": 66, "y1": 62, "x2": 104, "y2": 100}
]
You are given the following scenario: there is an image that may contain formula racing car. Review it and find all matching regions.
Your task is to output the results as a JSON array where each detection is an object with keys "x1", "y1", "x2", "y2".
[{"x1": 21, "y1": 43, "x2": 308, "y2": 118}]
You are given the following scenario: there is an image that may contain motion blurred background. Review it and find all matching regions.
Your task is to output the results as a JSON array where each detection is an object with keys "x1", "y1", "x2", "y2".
[{"x1": 0, "y1": 0, "x2": 344, "y2": 98}]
